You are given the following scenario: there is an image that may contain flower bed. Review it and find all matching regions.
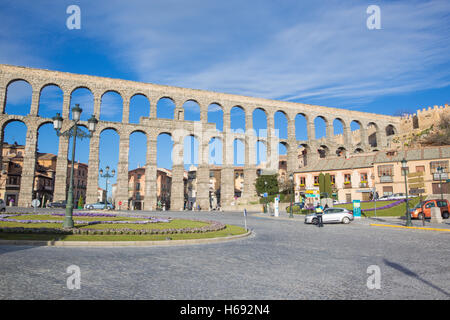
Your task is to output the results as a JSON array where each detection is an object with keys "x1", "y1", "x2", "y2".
[
  {"x1": 0, "y1": 213, "x2": 226, "y2": 236},
  {"x1": 0, "y1": 213, "x2": 170, "y2": 225}
]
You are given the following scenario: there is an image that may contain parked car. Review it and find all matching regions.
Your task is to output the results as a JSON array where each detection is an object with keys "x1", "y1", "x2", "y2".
[
  {"x1": 285, "y1": 202, "x2": 304, "y2": 212},
  {"x1": 0, "y1": 199, "x2": 6, "y2": 212},
  {"x1": 304, "y1": 207, "x2": 354, "y2": 224},
  {"x1": 84, "y1": 201, "x2": 114, "y2": 210},
  {"x1": 46, "y1": 200, "x2": 67, "y2": 208},
  {"x1": 410, "y1": 199, "x2": 450, "y2": 220}
]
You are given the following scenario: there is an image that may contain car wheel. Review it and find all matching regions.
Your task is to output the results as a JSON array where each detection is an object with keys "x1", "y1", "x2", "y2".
[
  {"x1": 311, "y1": 218, "x2": 318, "y2": 225},
  {"x1": 442, "y1": 212, "x2": 449, "y2": 219},
  {"x1": 342, "y1": 216, "x2": 350, "y2": 224},
  {"x1": 0, "y1": 208, "x2": 5, "y2": 212},
  {"x1": 88, "y1": 205, "x2": 94, "y2": 210},
  {"x1": 418, "y1": 213, "x2": 424, "y2": 220}
]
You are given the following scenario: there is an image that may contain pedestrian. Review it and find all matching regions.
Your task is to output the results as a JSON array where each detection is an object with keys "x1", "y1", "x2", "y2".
[{"x1": 315, "y1": 204, "x2": 324, "y2": 227}]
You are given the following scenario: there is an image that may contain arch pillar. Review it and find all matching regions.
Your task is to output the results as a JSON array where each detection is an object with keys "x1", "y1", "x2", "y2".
[
  {"x1": 244, "y1": 113, "x2": 257, "y2": 201},
  {"x1": 18, "y1": 125, "x2": 38, "y2": 207},
  {"x1": 287, "y1": 118, "x2": 297, "y2": 174},
  {"x1": 199, "y1": 101, "x2": 208, "y2": 123},
  {"x1": 359, "y1": 124, "x2": 368, "y2": 148},
  {"x1": 115, "y1": 132, "x2": 129, "y2": 209},
  {"x1": 377, "y1": 125, "x2": 388, "y2": 148},
  {"x1": 53, "y1": 134, "x2": 70, "y2": 202},
  {"x1": 29, "y1": 89, "x2": 40, "y2": 116},
  {"x1": 343, "y1": 125, "x2": 351, "y2": 146},
  {"x1": 170, "y1": 135, "x2": 185, "y2": 211},
  {"x1": 61, "y1": 89, "x2": 71, "y2": 119},
  {"x1": 93, "y1": 92, "x2": 102, "y2": 119},
  {"x1": 196, "y1": 142, "x2": 210, "y2": 210},
  {"x1": 144, "y1": 135, "x2": 157, "y2": 211},
  {"x1": 307, "y1": 121, "x2": 315, "y2": 142},
  {"x1": 221, "y1": 111, "x2": 234, "y2": 208},
  {"x1": 86, "y1": 133, "x2": 100, "y2": 204},
  {"x1": 122, "y1": 95, "x2": 131, "y2": 124},
  {"x1": 326, "y1": 123, "x2": 333, "y2": 140}
]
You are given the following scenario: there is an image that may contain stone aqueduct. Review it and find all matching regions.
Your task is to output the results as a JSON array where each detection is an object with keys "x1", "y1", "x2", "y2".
[{"x1": 0, "y1": 64, "x2": 400, "y2": 210}]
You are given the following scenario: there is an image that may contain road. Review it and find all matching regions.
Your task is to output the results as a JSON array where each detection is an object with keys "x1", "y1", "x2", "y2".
[{"x1": 0, "y1": 209, "x2": 449, "y2": 299}]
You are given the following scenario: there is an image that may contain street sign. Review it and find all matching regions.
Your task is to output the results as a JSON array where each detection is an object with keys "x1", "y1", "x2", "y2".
[
  {"x1": 31, "y1": 199, "x2": 40, "y2": 208},
  {"x1": 353, "y1": 200, "x2": 361, "y2": 219},
  {"x1": 408, "y1": 177, "x2": 424, "y2": 184},
  {"x1": 409, "y1": 182, "x2": 425, "y2": 189},
  {"x1": 407, "y1": 171, "x2": 424, "y2": 178},
  {"x1": 410, "y1": 188, "x2": 425, "y2": 195},
  {"x1": 263, "y1": 193, "x2": 268, "y2": 198}
]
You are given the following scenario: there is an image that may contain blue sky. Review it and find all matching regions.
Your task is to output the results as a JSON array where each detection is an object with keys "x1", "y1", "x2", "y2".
[{"x1": 1, "y1": 0, "x2": 449, "y2": 195}]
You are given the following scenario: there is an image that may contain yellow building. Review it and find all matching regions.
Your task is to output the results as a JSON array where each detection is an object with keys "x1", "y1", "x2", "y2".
[{"x1": 294, "y1": 146, "x2": 449, "y2": 203}]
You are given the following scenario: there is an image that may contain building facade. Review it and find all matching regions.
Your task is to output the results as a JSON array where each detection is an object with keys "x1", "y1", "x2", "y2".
[{"x1": 294, "y1": 146, "x2": 450, "y2": 203}]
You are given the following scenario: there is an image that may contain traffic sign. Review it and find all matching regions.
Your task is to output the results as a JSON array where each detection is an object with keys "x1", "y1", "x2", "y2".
[
  {"x1": 410, "y1": 188, "x2": 425, "y2": 195},
  {"x1": 408, "y1": 177, "x2": 424, "y2": 184},
  {"x1": 407, "y1": 172, "x2": 424, "y2": 178},
  {"x1": 31, "y1": 199, "x2": 40, "y2": 208},
  {"x1": 409, "y1": 182, "x2": 425, "y2": 189}
]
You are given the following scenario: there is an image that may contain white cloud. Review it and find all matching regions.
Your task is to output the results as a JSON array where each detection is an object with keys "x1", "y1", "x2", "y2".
[{"x1": 84, "y1": 0, "x2": 450, "y2": 109}]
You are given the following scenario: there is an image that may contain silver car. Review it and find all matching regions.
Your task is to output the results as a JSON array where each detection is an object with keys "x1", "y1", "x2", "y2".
[{"x1": 305, "y1": 207, "x2": 354, "y2": 224}]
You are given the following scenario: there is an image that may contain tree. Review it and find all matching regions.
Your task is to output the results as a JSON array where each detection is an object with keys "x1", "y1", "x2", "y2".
[
  {"x1": 324, "y1": 173, "x2": 332, "y2": 198},
  {"x1": 77, "y1": 195, "x2": 84, "y2": 209},
  {"x1": 319, "y1": 173, "x2": 325, "y2": 194},
  {"x1": 255, "y1": 175, "x2": 279, "y2": 197}
]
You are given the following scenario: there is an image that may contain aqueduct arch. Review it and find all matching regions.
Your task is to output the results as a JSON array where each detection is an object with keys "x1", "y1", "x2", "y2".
[{"x1": 0, "y1": 64, "x2": 401, "y2": 209}]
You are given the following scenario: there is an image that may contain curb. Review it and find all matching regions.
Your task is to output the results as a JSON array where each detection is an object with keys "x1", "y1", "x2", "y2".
[
  {"x1": 251, "y1": 213, "x2": 305, "y2": 221},
  {"x1": 370, "y1": 223, "x2": 450, "y2": 232},
  {"x1": 0, "y1": 230, "x2": 252, "y2": 247}
]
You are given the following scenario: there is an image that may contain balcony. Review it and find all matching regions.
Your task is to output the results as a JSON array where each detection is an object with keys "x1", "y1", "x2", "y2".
[
  {"x1": 379, "y1": 175, "x2": 393, "y2": 183},
  {"x1": 359, "y1": 182, "x2": 369, "y2": 188},
  {"x1": 343, "y1": 182, "x2": 352, "y2": 189}
]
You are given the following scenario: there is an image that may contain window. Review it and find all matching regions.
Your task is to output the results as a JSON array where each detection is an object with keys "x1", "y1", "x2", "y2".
[
  {"x1": 378, "y1": 165, "x2": 393, "y2": 177},
  {"x1": 437, "y1": 200, "x2": 448, "y2": 208},
  {"x1": 344, "y1": 174, "x2": 351, "y2": 183},
  {"x1": 425, "y1": 202, "x2": 435, "y2": 209},
  {"x1": 430, "y1": 160, "x2": 448, "y2": 173},
  {"x1": 314, "y1": 176, "x2": 319, "y2": 185},
  {"x1": 299, "y1": 176, "x2": 306, "y2": 186},
  {"x1": 360, "y1": 172, "x2": 368, "y2": 182},
  {"x1": 330, "y1": 175, "x2": 335, "y2": 184},
  {"x1": 416, "y1": 166, "x2": 425, "y2": 172}
]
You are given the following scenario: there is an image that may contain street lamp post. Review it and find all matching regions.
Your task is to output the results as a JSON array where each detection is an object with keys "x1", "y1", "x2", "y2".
[
  {"x1": 401, "y1": 158, "x2": 412, "y2": 227},
  {"x1": 52, "y1": 104, "x2": 98, "y2": 228},
  {"x1": 264, "y1": 180, "x2": 268, "y2": 213},
  {"x1": 289, "y1": 173, "x2": 294, "y2": 218},
  {"x1": 99, "y1": 166, "x2": 115, "y2": 210}
]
